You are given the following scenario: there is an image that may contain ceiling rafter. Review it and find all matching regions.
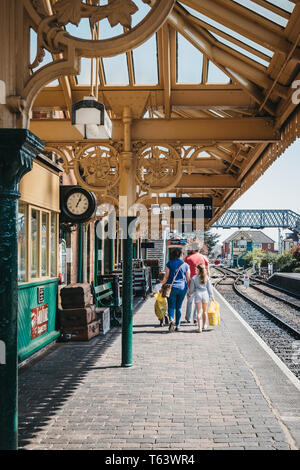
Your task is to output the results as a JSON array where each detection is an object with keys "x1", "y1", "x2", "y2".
[
  {"x1": 248, "y1": 0, "x2": 291, "y2": 20},
  {"x1": 185, "y1": 8, "x2": 272, "y2": 64},
  {"x1": 168, "y1": 7, "x2": 280, "y2": 114},
  {"x1": 28, "y1": 0, "x2": 299, "y2": 229},
  {"x1": 180, "y1": 0, "x2": 300, "y2": 60},
  {"x1": 157, "y1": 24, "x2": 172, "y2": 118},
  {"x1": 173, "y1": 3, "x2": 288, "y2": 95}
]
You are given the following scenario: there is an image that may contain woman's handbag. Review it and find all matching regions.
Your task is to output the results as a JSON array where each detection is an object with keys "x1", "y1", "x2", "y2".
[{"x1": 161, "y1": 262, "x2": 184, "y2": 298}]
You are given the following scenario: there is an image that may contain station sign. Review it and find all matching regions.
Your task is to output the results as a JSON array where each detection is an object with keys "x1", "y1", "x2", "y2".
[
  {"x1": 141, "y1": 242, "x2": 155, "y2": 249},
  {"x1": 171, "y1": 197, "x2": 213, "y2": 219},
  {"x1": 31, "y1": 304, "x2": 49, "y2": 340},
  {"x1": 168, "y1": 238, "x2": 187, "y2": 245}
]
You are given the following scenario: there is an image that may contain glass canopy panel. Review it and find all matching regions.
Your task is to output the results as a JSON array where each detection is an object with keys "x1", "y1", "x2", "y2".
[
  {"x1": 102, "y1": 54, "x2": 129, "y2": 85},
  {"x1": 178, "y1": 3, "x2": 274, "y2": 59},
  {"x1": 266, "y1": 0, "x2": 295, "y2": 14},
  {"x1": 231, "y1": 0, "x2": 289, "y2": 27},
  {"x1": 77, "y1": 57, "x2": 92, "y2": 85},
  {"x1": 131, "y1": 0, "x2": 151, "y2": 27},
  {"x1": 212, "y1": 33, "x2": 270, "y2": 67},
  {"x1": 207, "y1": 61, "x2": 230, "y2": 84},
  {"x1": 177, "y1": 33, "x2": 203, "y2": 84},
  {"x1": 98, "y1": 17, "x2": 124, "y2": 39},
  {"x1": 65, "y1": 18, "x2": 92, "y2": 39},
  {"x1": 132, "y1": 35, "x2": 158, "y2": 85}
]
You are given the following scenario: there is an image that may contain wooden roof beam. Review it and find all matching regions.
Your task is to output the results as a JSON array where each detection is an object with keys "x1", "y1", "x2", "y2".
[
  {"x1": 170, "y1": 6, "x2": 288, "y2": 98},
  {"x1": 158, "y1": 25, "x2": 172, "y2": 118},
  {"x1": 30, "y1": 116, "x2": 280, "y2": 142},
  {"x1": 168, "y1": 9, "x2": 281, "y2": 114},
  {"x1": 34, "y1": 87, "x2": 257, "y2": 110},
  {"x1": 177, "y1": 174, "x2": 240, "y2": 189},
  {"x1": 181, "y1": 0, "x2": 300, "y2": 60},
  {"x1": 113, "y1": 117, "x2": 280, "y2": 142}
]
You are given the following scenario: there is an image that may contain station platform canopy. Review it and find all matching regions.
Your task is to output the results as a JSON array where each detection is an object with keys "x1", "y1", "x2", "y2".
[{"x1": 3, "y1": 0, "x2": 300, "y2": 227}]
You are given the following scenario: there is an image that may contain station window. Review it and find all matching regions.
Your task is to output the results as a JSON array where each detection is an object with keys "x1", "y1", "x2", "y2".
[
  {"x1": 239, "y1": 240, "x2": 247, "y2": 248},
  {"x1": 17, "y1": 202, "x2": 58, "y2": 283},
  {"x1": 31, "y1": 208, "x2": 39, "y2": 279},
  {"x1": 17, "y1": 202, "x2": 27, "y2": 282},
  {"x1": 50, "y1": 212, "x2": 58, "y2": 277}
]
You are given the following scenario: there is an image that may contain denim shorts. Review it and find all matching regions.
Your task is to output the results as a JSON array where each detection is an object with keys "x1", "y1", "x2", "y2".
[{"x1": 194, "y1": 292, "x2": 209, "y2": 303}]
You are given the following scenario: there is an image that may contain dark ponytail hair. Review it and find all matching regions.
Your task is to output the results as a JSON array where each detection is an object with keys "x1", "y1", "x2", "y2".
[{"x1": 196, "y1": 263, "x2": 207, "y2": 284}]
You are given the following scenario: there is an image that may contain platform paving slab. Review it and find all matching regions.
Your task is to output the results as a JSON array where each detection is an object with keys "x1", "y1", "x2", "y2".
[{"x1": 18, "y1": 290, "x2": 300, "y2": 450}]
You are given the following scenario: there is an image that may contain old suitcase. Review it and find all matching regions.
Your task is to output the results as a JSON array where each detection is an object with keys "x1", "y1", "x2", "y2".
[
  {"x1": 59, "y1": 305, "x2": 97, "y2": 327},
  {"x1": 60, "y1": 283, "x2": 93, "y2": 309},
  {"x1": 61, "y1": 320, "x2": 100, "y2": 341}
]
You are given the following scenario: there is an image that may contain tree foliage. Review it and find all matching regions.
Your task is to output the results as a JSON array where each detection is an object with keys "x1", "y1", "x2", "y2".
[
  {"x1": 204, "y1": 230, "x2": 220, "y2": 256},
  {"x1": 243, "y1": 249, "x2": 264, "y2": 268}
]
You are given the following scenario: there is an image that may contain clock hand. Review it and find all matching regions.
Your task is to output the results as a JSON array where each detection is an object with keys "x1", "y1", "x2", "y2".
[{"x1": 76, "y1": 195, "x2": 82, "y2": 207}]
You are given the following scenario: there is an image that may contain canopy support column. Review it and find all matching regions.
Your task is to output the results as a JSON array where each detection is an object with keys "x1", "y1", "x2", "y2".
[
  {"x1": 0, "y1": 129, "x2": 44, "y2": 450},
  {"x1": 118, "y1": 107, "x2": 137, "y2": 367}
]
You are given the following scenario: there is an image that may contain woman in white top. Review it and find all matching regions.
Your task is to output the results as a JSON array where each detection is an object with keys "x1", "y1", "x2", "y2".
[{"x1": 189, "y1": 263, "x2": 214, "y2": 332}]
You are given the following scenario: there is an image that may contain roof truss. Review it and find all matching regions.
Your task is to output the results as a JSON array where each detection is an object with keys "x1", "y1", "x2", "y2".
[{"x1": 29, "y1": 0, "x2": 300, "y2": 226}]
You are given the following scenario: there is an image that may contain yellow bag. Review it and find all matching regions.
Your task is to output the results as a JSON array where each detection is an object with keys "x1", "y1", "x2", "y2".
[
  {"x1": 208, "y1": 300, "x2": 220, "y2": 326},
  {"x1": 154, "y1": 292, "x2": 168, "y2": 320}
]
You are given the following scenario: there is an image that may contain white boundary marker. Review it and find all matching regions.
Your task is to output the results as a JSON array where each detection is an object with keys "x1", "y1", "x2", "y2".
[{"x1": 214, "y1": 288, "x2": 300, "y2": 392}]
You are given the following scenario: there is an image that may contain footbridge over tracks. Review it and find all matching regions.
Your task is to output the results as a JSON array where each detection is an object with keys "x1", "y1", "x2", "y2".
[{"x1": 212, "y1": 210, "x2": 300, "y2": 233}]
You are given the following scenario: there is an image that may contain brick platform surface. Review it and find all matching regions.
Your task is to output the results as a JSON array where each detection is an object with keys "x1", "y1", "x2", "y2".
[{"x1": 18, "y1": 292, "x2": 300, "y2": 450}]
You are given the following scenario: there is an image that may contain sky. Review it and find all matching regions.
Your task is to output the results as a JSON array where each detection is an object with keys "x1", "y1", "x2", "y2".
[{"x1": 211, "y1": 138, "x2": 300, "y2": 248}]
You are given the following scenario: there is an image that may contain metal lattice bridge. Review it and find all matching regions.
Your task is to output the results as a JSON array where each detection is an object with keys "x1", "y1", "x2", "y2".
[{"x1": 212, "y1": 210, "x2": 300, "y2": 233}]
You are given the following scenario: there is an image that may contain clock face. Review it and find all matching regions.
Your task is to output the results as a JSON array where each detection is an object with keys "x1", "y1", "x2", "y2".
[{"x1": 66, "y1": 192, "x2": 89, "y2": 216}]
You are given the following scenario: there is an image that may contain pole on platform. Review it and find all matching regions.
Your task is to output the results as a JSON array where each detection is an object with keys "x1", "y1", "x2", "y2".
[
  {"x1": 77, "y1": 223, "x2": 83, "y2": 283},
  {"x1": 0, "y1": 129, "x2": 44, "y2": 450},
  {"x1": 119, "y1": 216, "x2": 136, "y2": 368},
  {"x1": 94, "y1": 221, "x2": 99, "y2": 286}
]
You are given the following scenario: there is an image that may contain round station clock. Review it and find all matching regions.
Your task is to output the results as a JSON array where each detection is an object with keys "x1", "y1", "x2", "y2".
[{"x1": 60, "y1": 186, "x2": 97, "y2": 223}]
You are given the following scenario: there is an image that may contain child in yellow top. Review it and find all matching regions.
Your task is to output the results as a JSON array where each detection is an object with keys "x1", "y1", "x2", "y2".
[{"x1": 151, "y1": 272, "x2": 169, "y2": 326}]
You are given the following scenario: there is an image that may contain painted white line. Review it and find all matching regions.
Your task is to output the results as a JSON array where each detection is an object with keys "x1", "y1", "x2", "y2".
[{"x1": 214, "y1": 288, "x2": 300, "y2": 392}]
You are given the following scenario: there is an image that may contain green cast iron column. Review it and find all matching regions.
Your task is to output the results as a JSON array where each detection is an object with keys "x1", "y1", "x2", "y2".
[
  {"x1": 0, "y1": 129, "x2": 44, "y2": 450},
  {"x1": 119, "y1": 216, "x2": 136, "y2": 368},
  {"x1": 77, "y1": 223, "x2": 83, "y2": 283},
  {"x1": 109, "y1": 237, "x2": 114, "y2": 273},
  {"x1": 94, "y1": 221, "x2": 99, "y2": 286}
]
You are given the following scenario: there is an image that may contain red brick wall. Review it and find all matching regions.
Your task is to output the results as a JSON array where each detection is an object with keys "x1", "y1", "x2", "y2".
[{"x1": 262, "y1": 243, "x2": 274, "y2": 252}]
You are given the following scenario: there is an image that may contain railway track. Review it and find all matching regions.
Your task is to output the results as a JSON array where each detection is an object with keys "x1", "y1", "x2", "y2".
[
  {"x1": 215, "y1": 266, "x2": 300, "y2": 302},
  {"x1": 213, "y1": 266, "x2": 300, "y2": 336},
  {"x1": 212, "y1": 266, "x2": 300, "y2": 379}
]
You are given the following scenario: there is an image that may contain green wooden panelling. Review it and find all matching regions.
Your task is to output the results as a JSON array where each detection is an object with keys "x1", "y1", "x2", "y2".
[{"x1": 18, "y1": 278, "x2": 59, "y2": 361}]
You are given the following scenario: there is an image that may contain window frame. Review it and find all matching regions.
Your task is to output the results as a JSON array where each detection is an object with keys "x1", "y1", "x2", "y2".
[{"x1": 18, "y1": 202, "x2": 59, "y2": 284}]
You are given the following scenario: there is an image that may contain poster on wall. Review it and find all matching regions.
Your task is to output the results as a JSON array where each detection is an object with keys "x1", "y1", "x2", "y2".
[{"x1": 31, "y1": 304, "x2": 49, "y2": 340}]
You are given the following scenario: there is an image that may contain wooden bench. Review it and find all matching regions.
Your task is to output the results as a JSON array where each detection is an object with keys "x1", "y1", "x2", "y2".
[{"x1": 93, "y1": 281, "x2": 122, "y2": 327}]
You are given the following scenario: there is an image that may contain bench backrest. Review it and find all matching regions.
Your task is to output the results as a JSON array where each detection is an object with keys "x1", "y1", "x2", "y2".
[{"x1": 94, "y1": 282, "x2": 113, "y2": 300}]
